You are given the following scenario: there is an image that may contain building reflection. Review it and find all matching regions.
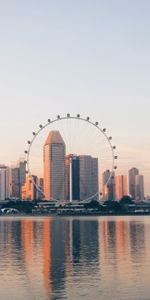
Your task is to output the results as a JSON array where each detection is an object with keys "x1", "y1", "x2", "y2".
[
  {"x1": 19, "y1": 217, "x2": 146, "y2": 291},
  {"x1": 72, "y1": 219, "x2": 99, "y2": 267},
  {"x1": 43, "y1": 219, "x2": 52, "y2": 294},
  {"x1": 129, "y1": 221, "x2": 145, "y2": 263},
  {"x1": 49, "y1": 218, "x2": 70, "y2": 298},
  {"x1": 101, "y1": 218, "x2": 132, "y2": 281},
  {"x1": 102, "y1": 220, "x2": 117, "y2": 262},
  {"x1": 0, "y1": 217, "x2": 149, "y2": 300},
  {"x1": 0, "y1": 217, "x2": 100, "y2": 299},
  {"x1": 21, "y1": 220, "x2": 34, "y2": 262},
  {"x1": 115, "y1": 220, "x2": 130, "y2": 259},
  {"x1": 101, "y1": 217, "x2": 147, "y2": 282}
]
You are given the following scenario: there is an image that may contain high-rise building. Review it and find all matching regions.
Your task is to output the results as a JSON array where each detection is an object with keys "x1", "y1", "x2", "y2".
[
  {"x1": 79, "y1": 155, "x2": 99, "y2": 201},
  {"x1": 135, "y1": 175, "x2": 144, "y2": 201},
  {"x1": 91, "y1": 157, "x2": 99, "y2": 199},
  {"x1": 38, "y1": 178, "x2": 44, "y2": 200},
  {"x1": 102, "y1": 170, "x2": 115, "y2": 201},
  {"x1": 5, "y1": 167, "x2": 10, "y2": 199},
  {"x1": 129, "y1": 168, "x2": 139, "y2": 199},
  {"x1": 66, "y1": 154, "x2": 80, "y2": 201},
  {"x1": 22, "y1": 175, "x2": 38, "y2": 200},
  {"x1": 115, "y1": 175, "x2": 128, "y2": 201},
  {"x1": 66, "y1": 154, "x2": 99, "y2": 201},
  {"x1": 10, "y1": 166, "x2": 20, "y2": 199},
  {"x1": 10, "y1": 160, "x2": 26, "y2": 199},
  {"x1": 19, "y1": 160, "x2": 26, "y2": 188},
  {"x1": 44, "y1": 131, "x2": 66, "y2": 200},
  {"x1": 103, "y1": 170, "x2": 110, "y2": 201},
  {"x1": 0, "y1": 165, "x2": 10, "y2": 201}
]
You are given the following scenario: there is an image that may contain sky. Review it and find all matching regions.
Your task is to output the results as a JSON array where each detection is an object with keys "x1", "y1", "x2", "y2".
[{"x1": 0, "y1": 0, "x2": 150, "y2": 194}]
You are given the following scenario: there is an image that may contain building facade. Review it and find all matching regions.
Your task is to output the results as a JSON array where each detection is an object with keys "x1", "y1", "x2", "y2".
[
  {"x1": 102, "y1": 170, "x2": 115, "y2": 201},
  {"x1": 66, "y1": 154, "x2": 80, "y2": 201},
  {"x1": 66, "y1": 154, "x2": 99, "y2": 201},
  {"x1": 115, "y1": 175, "x2": 128, "y2": 201},
  {"x1": 44, "y1": 131, "x2": 66, "y2": 200},
  {"x1": 78, "y1": 155, "x2": 99, "y2": 201},
  {"x1": 10, "y1": 160, "x2": 26, "y2": 199},
  {"x1": 0, "y1": 165, "x2": 10, "y2": 201},
  {"x1": 129, "y1": 168, "x2": 139, "y2": 199},
  {"x1": 135, "y1": 175, "x2": 144, "y2": 201},
  {"x1": 38, "y1": 178, "x2": 44, "y2": 200},
  {"x1": 22, "y1": 175, "x2": 38, "y2": 200}
]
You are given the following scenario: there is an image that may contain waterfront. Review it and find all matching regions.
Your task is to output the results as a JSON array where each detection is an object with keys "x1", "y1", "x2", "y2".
[{"x1": 0, "y1": 216, "x2": 150, "y2": 300}]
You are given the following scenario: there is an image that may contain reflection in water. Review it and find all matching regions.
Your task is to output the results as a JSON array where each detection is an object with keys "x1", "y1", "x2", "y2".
[
  {"x1": 72, "y1": 220, "x2": 99, "y2": 266},
  {"x1": 50, "y1": 219, "x2": 69, "y2": 299},
  {"x1": 130, "y1": 221, "x2": 145, "y2": 262},
  {"x1": 102, "y1": 220, "x2": 130, "y2": 263},
  {"x1": 43, "y1": 219, "x2": 51, "y2": 295},
  {"x1": 0, "y1": 216, "x2": 150, "y2": 300}
]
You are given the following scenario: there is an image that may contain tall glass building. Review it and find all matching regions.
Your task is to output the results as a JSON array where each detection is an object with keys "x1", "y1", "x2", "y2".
[
  {"x1": 129, "y1": 168, "x2": 139, "y2": 199},
  {"x1": 66, "y1": 154, "x2": 99, "y2": 201},
  {"x1": 44, "y1": 131, "x2": 66, "y2": 200}
]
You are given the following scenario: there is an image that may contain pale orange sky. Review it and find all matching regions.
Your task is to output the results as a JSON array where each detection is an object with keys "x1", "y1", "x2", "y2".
[{"x1": 0, "y1": 0, "x2": 150, "y2": 194}]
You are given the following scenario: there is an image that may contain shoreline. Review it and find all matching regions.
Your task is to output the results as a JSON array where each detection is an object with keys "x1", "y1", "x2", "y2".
[{"x1": 0, "y1": 212, "x2": 150, "y2": 217}]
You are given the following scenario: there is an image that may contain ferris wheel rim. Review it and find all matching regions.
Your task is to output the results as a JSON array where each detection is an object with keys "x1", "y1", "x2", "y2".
[{"x1": 24, "y1": 114, "x2": 118, "y2": 202}]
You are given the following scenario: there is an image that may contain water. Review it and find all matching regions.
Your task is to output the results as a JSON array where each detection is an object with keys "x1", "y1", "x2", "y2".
[{"x1": 0, "y1": 216, "x2": 150, "y2": 300}]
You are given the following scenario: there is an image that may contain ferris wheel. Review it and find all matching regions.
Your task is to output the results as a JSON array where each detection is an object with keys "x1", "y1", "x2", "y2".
[{"x1": 24, "y1": 114, "x2": 118, "y2": 202}]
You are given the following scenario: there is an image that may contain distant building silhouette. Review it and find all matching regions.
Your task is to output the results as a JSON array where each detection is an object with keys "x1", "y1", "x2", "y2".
[
  {"x1": 80, "y1": 155, "x2": 99, "y2": 201},
  {"x1": 0, "y1": 165, "x2": 10, "y2": 200},
  {"x1": 129, "y1": 168, "x2": 139, "y2": 199},
  {"x1": 38, "y1": 178, "x2": 44, "y2": 200},
  {"x1": 135, "y1": 174, "x2": 144, "y2": 201},
  {"x1": 22, "y1": 175, "x2": 38, "y2": 200},
  {"x1": 103, "y1": 170, "x2": 115, "y2": 201},
  {"x1": 115, "y1": 175, "x2": 128, "y2": 201},
  {"x1": 10, "y1": 160, "x2": 26, "y2": 199}
]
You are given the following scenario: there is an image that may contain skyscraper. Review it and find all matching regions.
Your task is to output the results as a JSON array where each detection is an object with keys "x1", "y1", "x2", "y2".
[
  {"x1": 10, "y1": 166, "x2": 20, "y2": 199},
  {"x1": 79, "y1": 155, "x2": 99, "y2": 201},
  {"x1": 129, "y1": 168, "x2": 139, "y2": 199},
  {"x1": 10, "y1": 160, "x2": 26, "y2": 199},
  {"x1": 44, "y1": 131, "x2": 66, "y2": 200},
  {"x1": 102, "y1": 170, "x2": 115, "y2": 201},
  {"x1": 103, "y1": 170, "x2": 110, "y2": 201},
  {"x1": 135, "y1": 175, "x2": 144, "y2": 201},
  {"x1": 66, "y1": 154, "x2": 99, "y2": 201},
  {"x1": 0, "y1": 165, "x2": 10, "y2": 201},
  {"x1": 115, "y1": 175, "x2": 128, "y2": 201},
  {"x1": 22, "y1": 175, "x2": 38, "y2": 200},
  {"x1": 19, "y1": 160, "x2": 26, "y2": 188},
  {"x1": 38, "y1": 178, "x2": 44, "y2": 200},
  {"x1": 66, "y1": 154, "x2": 80, "y2": 201}
]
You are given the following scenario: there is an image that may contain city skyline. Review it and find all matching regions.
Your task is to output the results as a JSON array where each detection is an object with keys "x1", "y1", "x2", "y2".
[
  {"x1": 1, "y1": 109, "x2": 149, "y2": 194},
  {"x1": 0, "y1": 118, "x2": 147, "y2": 200},
  {"x1": 0, "y1": 124, "x2": 147, "y2": 199},
  {"x1": 43, "y1": 130, "x2": 99, "y2": 201},
  {"x1": 0, "y1": 156, "x2": 146, "y2": 201}
]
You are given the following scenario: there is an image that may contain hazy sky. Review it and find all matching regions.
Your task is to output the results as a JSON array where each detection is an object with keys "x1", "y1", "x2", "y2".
[{"x1": 0, "y1": 1, "x2": 150, "y2": 194}]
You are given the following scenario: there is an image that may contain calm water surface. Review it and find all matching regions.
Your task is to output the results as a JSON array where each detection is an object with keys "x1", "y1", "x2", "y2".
[{"x1": 0, "y1": 216, "x2": 150, "y2": 300}]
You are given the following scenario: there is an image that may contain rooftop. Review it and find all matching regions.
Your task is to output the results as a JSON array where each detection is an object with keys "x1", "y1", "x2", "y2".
[{"x1": 44, "y1": 130, "x2": 65, "y2": 146}]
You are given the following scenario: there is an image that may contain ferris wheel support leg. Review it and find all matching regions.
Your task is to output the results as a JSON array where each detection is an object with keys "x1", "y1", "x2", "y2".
[{"x1": 69, "y1": 158, "x2": 73, "y2": 203}]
